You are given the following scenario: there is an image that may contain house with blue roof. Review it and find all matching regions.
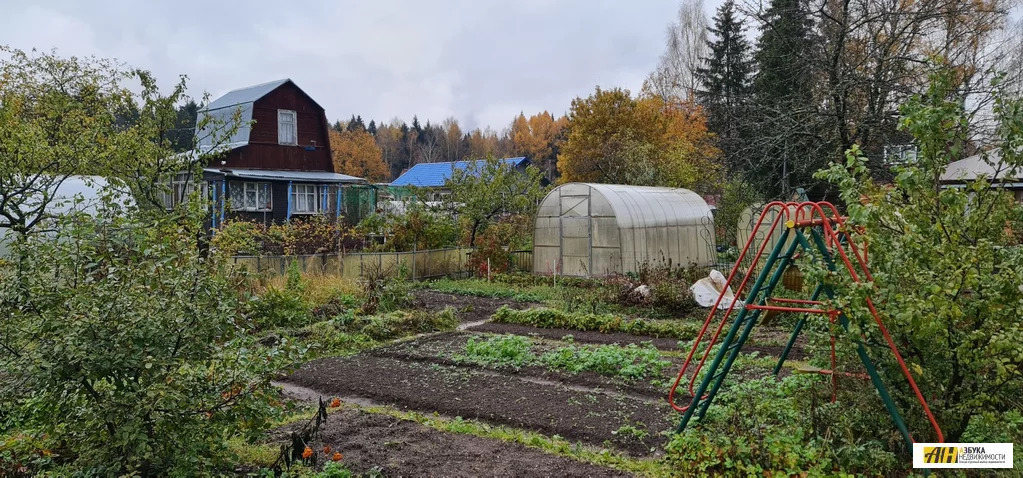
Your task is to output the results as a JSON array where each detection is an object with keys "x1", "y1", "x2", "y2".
[{"x1": 388, "y1": 157, "x2": 530, "y2": 201}]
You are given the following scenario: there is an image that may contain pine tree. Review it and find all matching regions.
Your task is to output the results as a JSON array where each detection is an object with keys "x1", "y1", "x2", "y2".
[
  {"x1": 697, "y1": 0, "x2": 752, "y2": 168},
  {"x1": 753, "y1": 0, "x2": 814, "y2": 106},
  {"x1": 367, "y1": 119, "x2": 377, "y2": 135},
  {"x1": 746, "y1": 0, "x2": 822, "y2": 197}
]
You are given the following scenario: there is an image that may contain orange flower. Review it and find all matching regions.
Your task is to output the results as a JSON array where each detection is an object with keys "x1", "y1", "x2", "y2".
[
  {"x1": 323, "y1": 445, "x2": 332, "y2": 455},
  {"x1": 332, "y1": 452, "x2": 343, "y2": 462},
  {"x1": 329, "y1": 398, "x2": 341, "y2": 408},
  {"x1": 301, "y1": 446, "x2": 313, "y2": 460}
]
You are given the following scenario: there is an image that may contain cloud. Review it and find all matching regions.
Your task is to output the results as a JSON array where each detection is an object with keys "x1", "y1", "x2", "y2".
[{"x1": 1, "y1": 0, "x2": 679, "y2": 131}]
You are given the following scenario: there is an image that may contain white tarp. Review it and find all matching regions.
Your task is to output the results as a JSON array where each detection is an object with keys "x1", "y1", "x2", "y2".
[{"x1": 691, "y1": 269, "x2": 744, "y2": 310}]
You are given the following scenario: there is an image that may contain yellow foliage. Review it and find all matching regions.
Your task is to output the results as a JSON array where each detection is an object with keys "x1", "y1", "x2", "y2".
[
  {"x1": 557, "y1": 87, "x2": 722, "y2": 193},
  {"x1": 329, "y1": 128, "x2": 390, "y2": 182}
]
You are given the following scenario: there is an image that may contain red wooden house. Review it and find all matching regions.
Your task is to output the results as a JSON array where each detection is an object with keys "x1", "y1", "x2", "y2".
[{"x1": 170, "y1": 79, "x2": 375, "y2": 225}]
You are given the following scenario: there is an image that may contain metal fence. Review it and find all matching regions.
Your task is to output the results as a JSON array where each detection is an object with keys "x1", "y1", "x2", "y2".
[{"x1": 231, "y1": 247, "x2": 473, "y2": 281}]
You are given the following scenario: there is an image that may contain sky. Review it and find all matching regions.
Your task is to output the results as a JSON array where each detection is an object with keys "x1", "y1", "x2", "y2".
[{"x1": 0, "y1": 0, "x2": 689, "y2": 131}]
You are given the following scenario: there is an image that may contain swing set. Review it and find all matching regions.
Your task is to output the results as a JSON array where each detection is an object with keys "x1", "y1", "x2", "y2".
[{"x1": 668, "y1": 201, "x2": 944, "y2": 451}]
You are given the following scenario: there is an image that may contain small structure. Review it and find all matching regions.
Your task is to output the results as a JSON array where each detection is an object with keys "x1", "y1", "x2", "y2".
[
  {"x1": 533, "y1": 183, "x2": 716, "y2": 277},
  {"x1": 176, "y1": 79, "x2": 376, "y2": 225},
  {"x1": 388, "y1": 157, "x2": 529, "y2": 201},
  {"x1": 940, "y1": 150, "x2": 1022, "y2": 202}
]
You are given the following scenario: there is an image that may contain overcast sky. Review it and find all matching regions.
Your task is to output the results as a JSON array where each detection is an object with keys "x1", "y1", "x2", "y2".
[{"x1": 1, "y1": 0, "x2": 691, "y2": 131}]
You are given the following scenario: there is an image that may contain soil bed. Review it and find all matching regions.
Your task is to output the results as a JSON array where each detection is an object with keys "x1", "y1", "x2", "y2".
[
  {"x1": 413, "y1": 290, "x2": 538, "y2": 323},
  {"x1": 269, "y1": 407, "x2": 630, "y2": 477},
  {"x1": 369, "y1": 332, "x2": 671, "y2": 400},
  {"x1": 284, "y1": 354, "x2": 675, "y2": 455}
]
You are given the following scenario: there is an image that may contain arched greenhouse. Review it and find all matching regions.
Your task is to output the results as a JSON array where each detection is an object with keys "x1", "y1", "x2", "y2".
[{"x1": 533, "y1": 183, "x2": 716, "y2": 277}]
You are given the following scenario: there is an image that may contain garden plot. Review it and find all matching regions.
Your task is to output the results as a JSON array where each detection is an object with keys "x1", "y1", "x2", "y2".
[
  {"x1": 411, "y1": 289, "x2": 539, "y2": 325},
  {"x1": 284, "y1": 353, "x2": 675, "y2": 456},
  {"x1": 268, "y1": 407, "x2": 629, "y2": 477}
]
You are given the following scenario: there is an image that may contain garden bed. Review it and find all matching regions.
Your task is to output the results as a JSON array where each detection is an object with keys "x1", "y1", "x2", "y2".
[
  {"x1": 268, "y1": 407, "x2": 629, "y2": 477},
  {"x1": 283, "y1": 354, "x2": 675, "y2": 455},
  {"x1": 469, "y1": 321, "x2": 808, "y2": 360},
  {"x1": 413, "y1": 289, "x2": 539, "y2": 324}
]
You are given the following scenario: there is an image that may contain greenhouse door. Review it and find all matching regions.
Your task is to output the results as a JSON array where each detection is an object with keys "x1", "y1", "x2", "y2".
[{"x1": 559, "y1": 193, "x2": 591, "y2": 277}]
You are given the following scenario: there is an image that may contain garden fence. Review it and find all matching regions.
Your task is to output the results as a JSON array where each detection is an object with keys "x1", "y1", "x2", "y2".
[{"x1": 231, "y1": 247, "x2": 474, "y2": 281}]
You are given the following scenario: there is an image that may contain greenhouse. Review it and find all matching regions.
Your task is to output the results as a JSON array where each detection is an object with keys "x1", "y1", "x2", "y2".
[{"x1": 533, "y1": 183, "x2": 716, "y2": 277}]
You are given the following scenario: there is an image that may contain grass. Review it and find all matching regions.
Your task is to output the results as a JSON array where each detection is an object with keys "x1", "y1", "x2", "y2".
[
  {"x1": 261, "y1": 273, "x2": 364, "y2": 307},
  {"x1": 422, "y1": 277, "x2": 562, "y2": 302}
]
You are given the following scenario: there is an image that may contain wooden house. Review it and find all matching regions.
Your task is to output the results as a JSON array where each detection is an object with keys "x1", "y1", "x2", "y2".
[{"x1": 168, "y1": 79, "x2": 376, "y2": 225}]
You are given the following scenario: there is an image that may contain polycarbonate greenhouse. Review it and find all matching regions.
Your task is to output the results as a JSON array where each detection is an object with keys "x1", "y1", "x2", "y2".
[{"x1": 533, "y1": 183, "x2": 716, "y2": 277}]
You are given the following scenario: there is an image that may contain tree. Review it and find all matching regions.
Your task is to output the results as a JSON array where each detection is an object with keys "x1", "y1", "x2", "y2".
[
  {"x1": 557, "y1": 86, "x2": 721, "y2": 192},
  {"x1": 814, "y1": 68, "x2": 1023, "y2": 442},
  {"x1": 0, "y1": 47, "x2": 127, "y2": 236},
  {"x1": 509, "y1": 111, "x2": 568, "y2": 181},
  {"x1": 329, "y1": 128, "x2": 390, "y2": 181},
  {"x1": 0, "y1": 194, "x2": 299, "y2": 474},
  {"x1": 746, "y1": 0, "x2": 824, "y2": 196},
  {"x1": 647, "y1": 0, "x2": 710, "y2": 100},
  {"x1": 697, "y1": 0, "x2": 752, "y2": 168},
  {"x1": 446, "y1": 155, "x2": 546, "y2": 246}
]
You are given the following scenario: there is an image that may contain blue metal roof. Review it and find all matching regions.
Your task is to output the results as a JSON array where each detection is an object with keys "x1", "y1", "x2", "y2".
[{"x1": 390, "y1": 157, "x2": 528, "y2": 187}]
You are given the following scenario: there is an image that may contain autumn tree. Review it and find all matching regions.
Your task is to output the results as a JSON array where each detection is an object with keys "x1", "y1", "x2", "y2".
[
  {"x1": 329, "y1": 128, "x2": 390, "y2": 181},
  {"x1": 557, "y1": 86, "x2": 721, "y2": 193},
  {"x1": 509, "y1": 111, "x2": 568, "y2": 181}
]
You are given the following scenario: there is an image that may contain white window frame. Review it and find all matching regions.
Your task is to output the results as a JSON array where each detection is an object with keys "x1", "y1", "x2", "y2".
[
  {"x1": 278, "y1": 109, "x2": 297, "y2": 145},
  {"x1": 229, "y1": 181, "x2": 272, "y2": 212},
  {"x1": 161, "y1": 172, "x2": 205, "y2": 210},
  {"x1": 291, "y1": 183, "x2": 321, "y2": 214}
]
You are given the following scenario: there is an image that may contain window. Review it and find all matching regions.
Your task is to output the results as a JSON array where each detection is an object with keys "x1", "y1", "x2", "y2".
[
  {"x1": 291, "y1": 184, "x2": 321, "y2": 214},
  {"x1": 229, "y1": 181, "x2": 272, "y2": 211},
  {"x1": 278, "y1": 109, "x2": 297, "y2": 145},
  {"x1": 160, "y1": 172, "x2": 205, "y2": 209}
]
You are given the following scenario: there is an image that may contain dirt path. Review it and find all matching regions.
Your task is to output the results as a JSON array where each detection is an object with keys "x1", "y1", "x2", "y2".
[
  {"x1": 283, "y1": 354, "x2": 675, "y2": 456},
  {"x1": 269, "y1": 406, "x2": 632, "y2": 477}
]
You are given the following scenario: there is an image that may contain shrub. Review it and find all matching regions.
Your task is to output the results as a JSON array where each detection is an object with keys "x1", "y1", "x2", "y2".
[
  {"x1": 0, "y1": 210, "x2": 300, "y2": 475},
  {"x1": 246, "y1": 287, "x2": 311, "y2": 330},
  {"x1": 492, "y1": 306, "x2": 699, "y2": 340},
  {"x1": 663, "y1": 375, "x2": 898, "y2": 476},
  {"x1": 814, "y1": 68, "x2": 1023, "y2": 442}
]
